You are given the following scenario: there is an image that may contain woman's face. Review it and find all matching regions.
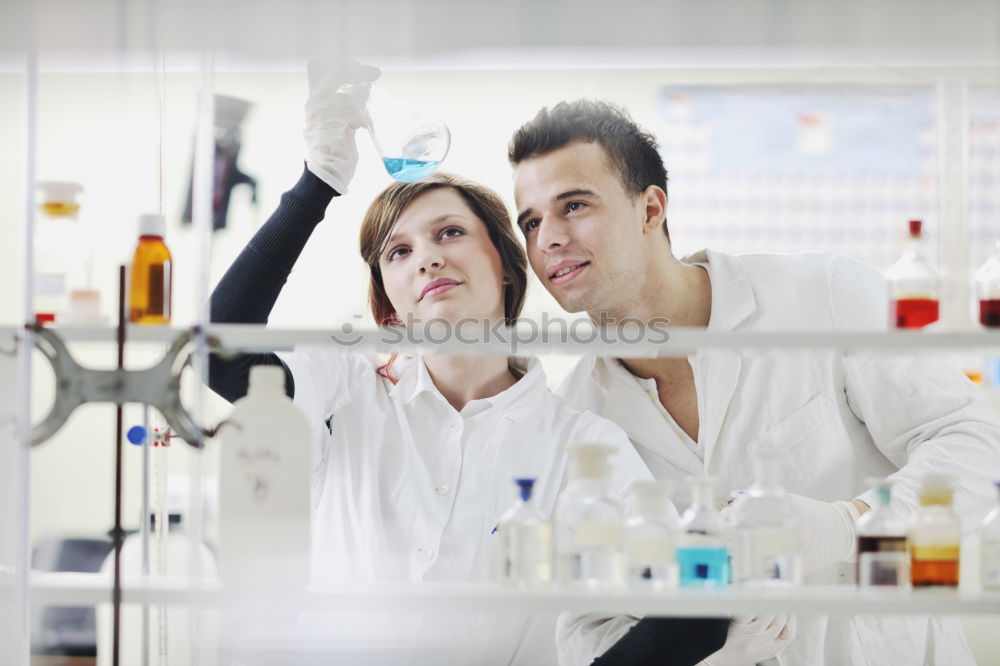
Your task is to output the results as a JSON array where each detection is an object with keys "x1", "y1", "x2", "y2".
[{"x1": 378, "y1": 188, "x2": 508, "y2": 326}]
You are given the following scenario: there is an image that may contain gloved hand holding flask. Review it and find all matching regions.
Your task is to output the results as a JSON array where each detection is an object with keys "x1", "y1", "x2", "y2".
[{"x1": 304, "y1": 58, "x2": 450, "y2": 192}]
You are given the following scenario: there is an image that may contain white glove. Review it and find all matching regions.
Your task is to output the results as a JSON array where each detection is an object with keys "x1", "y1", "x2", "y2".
[
  {"x1": 303, "y1": 57, "x2": 380, "y2": 194},
  {"x1": 699, "y1": 614, "x2": 797, "y2": 666},
  {"x1": 786, "y1": 493, "x2": 860, "y2": 575}
]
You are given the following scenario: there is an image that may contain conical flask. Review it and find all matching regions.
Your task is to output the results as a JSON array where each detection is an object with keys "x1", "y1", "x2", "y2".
[{"x1": 345, "y1": 83, "x2": 450, "y2": 183}]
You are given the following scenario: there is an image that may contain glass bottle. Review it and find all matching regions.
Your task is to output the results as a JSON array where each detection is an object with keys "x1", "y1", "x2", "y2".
[
  {"x1": 856, "y1": 478, "x2": 908, "y2": 587},
  {"x1": 624, "y1": 481, "x2": 678, "y2": 588},
  {"x1": 677, "y1": 476, "x2": 729, "y2": 587},
  {"x1": 128, "y1": 213, "x2": 172, "y2": 324},
  {"x1": 980, "y1": 481, "x2": 1000, "y2": 589},
  {"x1": 975, "y1": 241, "x2": 1000, "y2": 328},
  {"x1": 730, "y1": 443, "x2": 802, "y2": 587},
  {"x1": 886, "y1": 219, "x2": 940, "y2": 329},
  {"x1": 908, "y1": 473, "x2": 960, "y2": 587},
  {"x1": 34, "y1": 181, "x2": 91, "y2": 323},
  {"x1": 497, "y1": 478, "x2": 552, "y2": 587},
  {"x1": 554, "y1": 443, "x2": 624, "y2": 587}
]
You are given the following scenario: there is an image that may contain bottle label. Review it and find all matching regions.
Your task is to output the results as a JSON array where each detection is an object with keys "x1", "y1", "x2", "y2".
[
  {"x1": 626, "y1": 537, "x2": 673, "y2": 564},
  {"x1": 910, "y1": 544, "x2": 960, "y2": 561},
  {"x1": 576, "y1": 522, "x2": 622, "y2": 548},
  {"x1": 981, "y1": 542, "x2": 1000, "y2": 587}
]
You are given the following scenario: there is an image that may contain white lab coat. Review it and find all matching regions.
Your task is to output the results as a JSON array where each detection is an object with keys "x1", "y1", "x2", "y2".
[{"x1": 558, "y1": 249, "x2": 1000, "y2": 666}]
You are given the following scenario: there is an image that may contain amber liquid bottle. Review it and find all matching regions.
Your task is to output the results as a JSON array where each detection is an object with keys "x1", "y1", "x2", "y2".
[
  {"x1": 129, "y1": 214, "x2": 172, "y2": 324},
  {"x1": 908, "y1": 474, "x2": 960, "y2": 587}
]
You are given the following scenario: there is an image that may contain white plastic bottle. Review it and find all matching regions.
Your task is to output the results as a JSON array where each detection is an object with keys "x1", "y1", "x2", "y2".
[
  {"x1": 218, "y1": 365, "x2": 312, "y2": 590},
  {"x1": 624, "y1": 481, "x2": 678, "y2": 588},
  {"x1": 497, "y1": 478, "x2": 552, "y2": 586},
  {"x1": 554, "y1": 443, "x2": 624, "y2": 587},
  {"x1": 980, "y1": 481, "x2": 1000, "y2": 589}
]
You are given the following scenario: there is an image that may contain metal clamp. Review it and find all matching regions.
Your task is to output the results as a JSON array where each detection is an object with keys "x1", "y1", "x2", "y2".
[{"x1": 30, "y1": 324, "x2": 217, "y2": 447}]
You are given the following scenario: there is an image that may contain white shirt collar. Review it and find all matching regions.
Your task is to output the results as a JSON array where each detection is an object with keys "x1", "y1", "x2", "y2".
[{"x1": 389, "y1": 355, "x2": 545, "y2": 418}]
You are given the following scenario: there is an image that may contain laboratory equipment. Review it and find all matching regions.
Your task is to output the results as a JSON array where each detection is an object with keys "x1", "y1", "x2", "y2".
[
  {"x1": 886, "y1": 219, "x2": 939, "y2": 329},
  {"x1": 34, "y1": 181, "x2": 92, "y2": 323},
  {"x1": 908, "y1": 473, "x2": 960, "y2": 587},
  {"x1": 855, "y1": 478, "x2": 908, "y2": 587},
  {"x1": 980, "y1": 481, "x2": 1000, "y2": 589},
  {"x1": 729, "y1": 443, "x2": 802, "y2": 587},
  {"x1": 497, "y1": 478, "x2": 552, "y2": 587},
  {"x1": 623, "y1": 481, "x2": 678, "y2": 588},
  {"x1": 554, "y1": 443, "x2": 624, "y2": 587},
  {"x1": 96, "y1": 511, "x2": 218, "y2": 666},
  {"x1": 975, "y1": 241, "x2": 1000, "y2": 328},
  {"x1": 128, "y1": 213, "x2": 172, "y2": 324},
  {"x1": 677, "y1": 476, "x2": 730, "y2": 587},
  {"x1": 344, "y1": 83, "x2": 450, "y2": 183},
  {"x1": 218, "y1": 365, "x2": 311, "y2": 590}
]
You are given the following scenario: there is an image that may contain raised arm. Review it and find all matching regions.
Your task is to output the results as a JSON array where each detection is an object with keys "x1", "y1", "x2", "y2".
[
  {"x1": 207, "y1": 166, "x2": 336, "y2": 402},
  {"x1": 208, "y1": 58, "x2": 380, "y2": 403}
]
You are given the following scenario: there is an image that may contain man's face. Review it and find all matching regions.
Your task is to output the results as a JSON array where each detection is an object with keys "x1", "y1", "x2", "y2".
[{"x1": 513, "y1": 141, "x2": 649, "y2": 315}]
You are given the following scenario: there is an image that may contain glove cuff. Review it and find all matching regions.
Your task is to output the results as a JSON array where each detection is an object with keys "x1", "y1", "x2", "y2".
[{"x1": 832, "y1": 499, "x2": 861, "y2": 563}]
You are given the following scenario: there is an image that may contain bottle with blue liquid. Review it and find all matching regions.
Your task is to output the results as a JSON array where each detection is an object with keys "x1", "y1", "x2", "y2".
[
  {"x1": 497, "y1": 478, "x2": 552, "y2": 587},
  {"x1": 677, "y1": 476, "x2": 730, "y2": 587},
  {"x1": 343, "y1": 83, "x2": 450, "y2": 183}
]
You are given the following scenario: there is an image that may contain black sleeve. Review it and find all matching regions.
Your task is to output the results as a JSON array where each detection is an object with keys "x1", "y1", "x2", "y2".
[
  {"x1": 208, "y1": 165, "x2": 337, "y2": 403},
  {"x1": 590, "y1": 617, "x2": 730, "y2": 666}
]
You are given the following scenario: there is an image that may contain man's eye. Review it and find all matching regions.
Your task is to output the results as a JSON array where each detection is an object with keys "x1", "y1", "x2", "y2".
[
  {"x1": 523, "y1": 219, "x2": 540, "y2": 233},
  {"x1": 567, "y1": 201, "x2": 586, "y2": 213}
]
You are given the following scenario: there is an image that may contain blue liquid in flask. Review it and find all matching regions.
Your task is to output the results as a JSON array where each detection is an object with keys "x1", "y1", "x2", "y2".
[
  {"x1": 383, "y1": 158, "x2": 440, "y2": 183},
  {"x1": 676, "y1": 547, "x2": 729, "y2": 587}
]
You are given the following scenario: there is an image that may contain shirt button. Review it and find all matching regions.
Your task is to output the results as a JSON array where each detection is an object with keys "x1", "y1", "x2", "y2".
[
  {"x1": 450, "y1": 424, "x2": 460, "y2": 431},
  {"x1": 435, "y1": 484, "x2": 450, "y2": 496},
  {"x1": 417, "y1": 546, "x2": 434, "y2": 561}
]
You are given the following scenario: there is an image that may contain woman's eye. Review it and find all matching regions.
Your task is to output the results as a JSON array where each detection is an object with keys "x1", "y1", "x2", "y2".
[
  {"x1": 441, "y1": 226, "x2": 464, "y2": 239},
  {"x1": 387, "y1": 247, "x2": 409, "y2": 261}
]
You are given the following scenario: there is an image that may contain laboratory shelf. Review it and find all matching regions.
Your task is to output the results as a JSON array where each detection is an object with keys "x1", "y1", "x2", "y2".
[
  {"x1": 4, "y1": 324, "x2": 1000, "y2": 357},
  {"x1": 28, "y1": 572, "x2": 1000, "y2": 617}
]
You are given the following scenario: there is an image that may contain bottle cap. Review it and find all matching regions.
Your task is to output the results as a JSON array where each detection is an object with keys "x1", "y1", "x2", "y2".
[
  {"x1": 514, "y1": 478, "x2": 536, "y2": 502},
  {"x1": 908, "y1": 219, "x2": 923, "y2": 237},
  {"x1": 249, "y1": 365, "x2": 287, "y2": 394},
  {"x1": 569, "y1": 443, "x2": 615, "y2": 480},
  {"x1": 138, "y1": 213, "x2": 166, "y2": 238},
  {"x1": 37, "y1": 181, "x2": 84, "y2": 204}
]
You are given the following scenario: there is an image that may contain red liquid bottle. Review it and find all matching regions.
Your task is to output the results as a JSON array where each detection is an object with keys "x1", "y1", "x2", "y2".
[
  {"x1": 975, "y1": 241, "x2": 1000, "y2": 328},
  {"x1": 886, "y1": 220, "x2": 940, "y2": 329}
]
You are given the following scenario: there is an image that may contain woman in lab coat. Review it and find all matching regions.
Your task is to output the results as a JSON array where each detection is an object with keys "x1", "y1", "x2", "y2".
[{"x1": 207, "y1": 61, "x2": 734, "y2": 666}]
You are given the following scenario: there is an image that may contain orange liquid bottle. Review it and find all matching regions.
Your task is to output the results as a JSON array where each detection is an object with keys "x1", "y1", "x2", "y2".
[
  {"x1": 908, "y1": 474, "x2": 960, "y2": 587},
  {"x1": 129, "y1": 214, "x2": 172, "y2": 324}
]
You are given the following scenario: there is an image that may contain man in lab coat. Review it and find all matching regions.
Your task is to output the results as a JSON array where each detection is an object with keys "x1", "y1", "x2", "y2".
[{"x1": 509, "y1": 99, "x2": 1000, "y2": 665}]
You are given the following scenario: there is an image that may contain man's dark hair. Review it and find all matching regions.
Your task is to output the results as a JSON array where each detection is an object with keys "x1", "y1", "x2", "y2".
[{"x1": 508, "y1": 99, "x2": 670, "y2": 241}]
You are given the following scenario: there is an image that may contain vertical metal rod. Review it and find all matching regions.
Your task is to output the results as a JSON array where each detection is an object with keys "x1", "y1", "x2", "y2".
[
  {"x1": 112, "y1": 266, "x2": 127, "y2": 666},
  {"x1": 140, "y1": 404, "x2": 150, "y2": 666},
  {"x1": 16, "y1": 43, "x2": 39, "y2": 666}
]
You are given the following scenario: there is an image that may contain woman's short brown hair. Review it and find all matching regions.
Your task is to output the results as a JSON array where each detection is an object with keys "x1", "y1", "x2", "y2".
[{"x1": 359, "y1": 173, "x2": 527, "y2": 326}]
